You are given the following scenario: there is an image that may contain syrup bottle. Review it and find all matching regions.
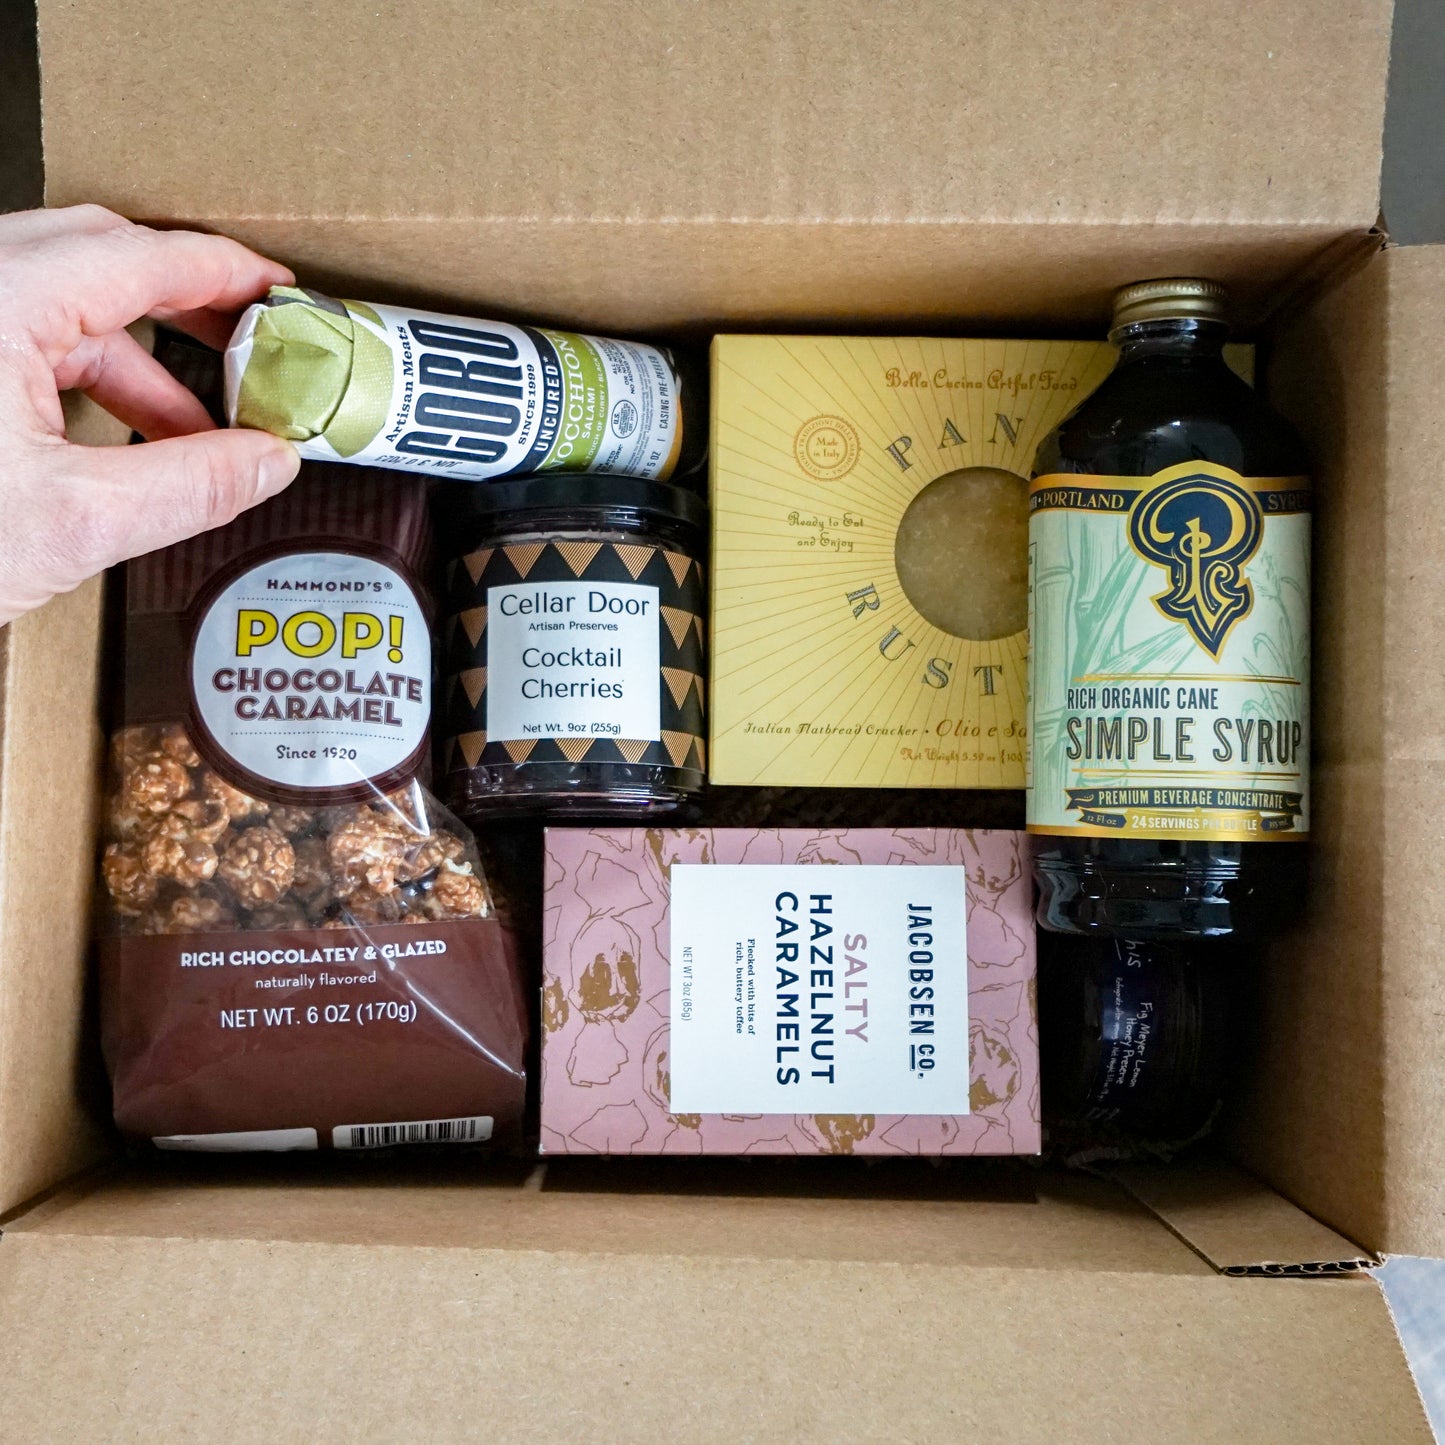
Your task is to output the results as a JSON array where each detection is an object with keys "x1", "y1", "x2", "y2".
[{"x1": 1028, "y1": 279, "x2": 1310, "y2": 938}]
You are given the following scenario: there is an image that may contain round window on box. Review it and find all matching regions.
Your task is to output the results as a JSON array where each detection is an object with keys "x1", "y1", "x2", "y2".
[
  {"x1": 435, "y1": 476, "x2": 708, "y2": 818},
  {"x1": 893, "y1": 465, "x2": 1029, "y2": 642}
]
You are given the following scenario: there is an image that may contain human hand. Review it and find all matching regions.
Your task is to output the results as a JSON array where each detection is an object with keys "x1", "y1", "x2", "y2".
[{"x1": 0, "y1": 205, "x2": 302, "y2": 625}]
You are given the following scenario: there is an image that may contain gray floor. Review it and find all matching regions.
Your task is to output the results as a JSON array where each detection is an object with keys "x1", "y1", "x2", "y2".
[
  {"x1": 0, "y1": 0, "x2": 1442, "y2": 1438},
  {"x1": 1380, "y1": 1258, "x2": 1445, "y2": 1437},
  {"x1": 1382, "y1": 0, "x2": 1445, "y2": 244}
]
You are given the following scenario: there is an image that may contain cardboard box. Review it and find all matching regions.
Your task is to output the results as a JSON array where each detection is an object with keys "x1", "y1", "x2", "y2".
[
  {"x1": 1, "y1": 0, "x2": 1440, "y2": 1437},
  {"x1": 538, "y1": 828, "x2": 1039, "y2": 1155}
]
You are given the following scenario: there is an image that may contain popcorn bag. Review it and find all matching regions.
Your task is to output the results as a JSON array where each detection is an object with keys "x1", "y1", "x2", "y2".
[{"x1": 97, "y1": 466, "x2": 528, "y2": 1151}]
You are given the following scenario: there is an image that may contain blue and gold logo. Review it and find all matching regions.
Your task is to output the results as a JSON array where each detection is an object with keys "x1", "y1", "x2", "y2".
[{"x1": 1127, "y1": 469, "x2": 1263, "y2": 659}]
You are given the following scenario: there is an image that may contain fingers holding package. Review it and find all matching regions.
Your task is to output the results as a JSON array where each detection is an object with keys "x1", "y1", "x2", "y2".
[{"x1": 0, "y1": 206, "x2": 301, "y2": 626}]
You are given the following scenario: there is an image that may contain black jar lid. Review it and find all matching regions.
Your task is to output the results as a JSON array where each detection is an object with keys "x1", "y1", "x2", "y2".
[{"x1": 432, "y1": 474, "x2": 708, "y2": 539}]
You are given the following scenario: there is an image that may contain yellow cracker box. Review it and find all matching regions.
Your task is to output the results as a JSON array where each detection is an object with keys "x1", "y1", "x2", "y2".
[{"x1": 710, "y1": 334, "x2": 1124, "y2": 789}]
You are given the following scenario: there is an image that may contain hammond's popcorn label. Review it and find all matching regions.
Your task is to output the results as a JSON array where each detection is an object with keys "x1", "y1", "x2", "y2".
[
  {"x1": 226, "y1": 287, "x2": 695, "y2": 482},
  {"x1": 539, "y1": 828, "x2": 1040, "y2": 1156},
  {"x1": 187, "y1": 548, "x2": 431, "y2": 800}
]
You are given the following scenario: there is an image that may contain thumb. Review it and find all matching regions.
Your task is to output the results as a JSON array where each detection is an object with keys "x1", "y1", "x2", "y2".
[{"x1": 51, "y1": 428, "x2": 301, "y2": 579}]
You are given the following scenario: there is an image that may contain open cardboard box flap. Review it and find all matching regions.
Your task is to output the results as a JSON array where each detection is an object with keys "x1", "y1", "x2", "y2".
[
  {"x1": 0, "y1": 1203, "x2": 1421, "y2": 1441},
  {"x1": 35, "y1": 0, "x2": 1393, "y2": 331},
  {"x1": 1112, "y1": 1160, "x2": 1373, "y2": 1275},
  {"x1": 1231, "y1": 242, "x2": 1445, "y2": 1260},
  {"x1": 0, "y1": 1158, "x2": 1430, "y2": 1441},
  {"x1": 1, "y1": 0, "x2": 1441, "y2": 1436}
]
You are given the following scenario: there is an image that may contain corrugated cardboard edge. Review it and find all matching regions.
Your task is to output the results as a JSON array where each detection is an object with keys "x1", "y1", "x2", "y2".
[
  {"x1": 1235, "y1": 244, "x2": 1445, "y2": 1261},
  {"x1": 1259, "y1": 223, "x2": 1389, "y2": 330},
  {"x1": 0, "y1": 1228, "x2": 1430, "y2": 1443},
  {"x1": 1110, "y1": 1160, "x2": 1375, "y2": 1277},
  {"x1": 0, "y1": 393, "x2": 129, "y2": 1214},
  {"x1": 0, "y1": 1158, "x2": 1197, "y2": 1271},
  {"x1": 28, "y1": 218, "x2": 1384, "y2": 337}
]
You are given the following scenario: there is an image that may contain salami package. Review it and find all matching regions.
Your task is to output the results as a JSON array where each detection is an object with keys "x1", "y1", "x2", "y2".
[
  {"x1": 97, "y1": 463, "x2": 528, "y2": 1151},
  {"x1": 225, "y1": 286, "x2": 705, "y2": 484}
]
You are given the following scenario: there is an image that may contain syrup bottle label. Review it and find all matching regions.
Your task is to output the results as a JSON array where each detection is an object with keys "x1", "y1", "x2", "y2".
[{"x1": 1028, "y1": 461, "x2": 1310, "y2": 842}]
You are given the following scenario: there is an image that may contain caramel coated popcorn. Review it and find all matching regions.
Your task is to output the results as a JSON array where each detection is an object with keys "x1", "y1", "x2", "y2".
[
  {"x1": 101, "y1": 843, "x2": 158, "y2": 915},
  {"x1": 426, "y1": 863, "x2": 488, "y2": 919},
  {"x1": 328, "y1": 812, "x2": 413, "y2": 896},
  {"x1": 201, "y1": 770, "x2": 271, "y2": 822},
  {"x1": 326, "y1": 886, "x2": 404, "y2": 927},
  {"x1": 98, "y1": 725, "x2": 491, "y2": 935},
  {"x1": 120, "y1": 755, "x2": 190, "y2": 814},
  {"x1": 267, "y1": 804, "x2": 316, "y2": 836},
  {"x1": 141, "y1": 831, "x2": 219, "y2": 888},
  {"x1": 156, "y1": 723, "x2": 202, "y2": 767},
  {"x1": 397, "y1": 828, "x2": 466, "y2": 882},
  {"x1": 247, "y1": 899, "x2": 309, "y2": 930},
  {"x1": 290, "y1": 835, "x2": 333, "y2": 907},
  {"x1": 149, "y1": 893, "x2": 236, "y2": 934},
  {"x1": 168, "y1": 798, "x2": 231, "y2": 845},
  {"x1": 218, "y1": 826, "x2": 295, "y2": 907}
]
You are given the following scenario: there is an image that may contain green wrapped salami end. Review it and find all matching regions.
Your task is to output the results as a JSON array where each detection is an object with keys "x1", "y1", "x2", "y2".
[{"x1": 226, "y1": 287, "x2": 394, "y2": 458}]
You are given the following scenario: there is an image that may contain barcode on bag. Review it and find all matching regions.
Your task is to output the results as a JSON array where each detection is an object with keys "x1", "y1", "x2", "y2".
[{"x1": 332, "y1": 1115, "x2": 494, "y2": 1149}]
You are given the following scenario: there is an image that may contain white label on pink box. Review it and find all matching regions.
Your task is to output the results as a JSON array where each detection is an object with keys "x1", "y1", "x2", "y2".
[{"x1": 668, "y1": 864, "x2": 970, "y2": 1115}]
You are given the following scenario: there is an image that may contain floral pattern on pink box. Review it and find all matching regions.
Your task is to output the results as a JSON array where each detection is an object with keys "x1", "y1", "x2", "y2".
[{"x1": 541, "y1": 828, "x2": 1039, "y2": 1155}]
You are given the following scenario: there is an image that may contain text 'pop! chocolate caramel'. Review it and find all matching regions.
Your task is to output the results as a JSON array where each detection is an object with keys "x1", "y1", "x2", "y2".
[
  {"x1": 225, "y1": 286, "x2": 702, "y2": 484},
  {"x1": 97, "y1": 463, "x2": 528, "y2": 1152}
]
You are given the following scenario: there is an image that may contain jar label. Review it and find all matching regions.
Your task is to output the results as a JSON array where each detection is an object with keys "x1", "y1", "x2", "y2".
[
  {"x1": 1084, "y1": 941, "x2": 1160, "y2": 1122},
  {"x1": 188, "y1": 549, "x2": 431, "y2": 800},
  {"x1": 487, "y1": 580, "x2": 663, "y2": 744},
  {"x1": 1028, "y1": 462, "x2": 1310, "y2": 842},
  {"x1": 442, "y1": 539, "x2": 705, "y2": 777},
  {"x1": 667, "y1": 863, "x2": 971, "y2": 1115}
]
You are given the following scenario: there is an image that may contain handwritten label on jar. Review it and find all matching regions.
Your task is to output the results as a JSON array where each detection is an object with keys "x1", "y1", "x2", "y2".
[{"x1": 486, "y1": 581, "x2": 662, "y2": 744}]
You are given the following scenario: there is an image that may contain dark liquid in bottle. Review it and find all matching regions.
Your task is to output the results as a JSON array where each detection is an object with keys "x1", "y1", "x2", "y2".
[{"x1": 1030, "y1": 285, "x2": 1309, "y2": 939}]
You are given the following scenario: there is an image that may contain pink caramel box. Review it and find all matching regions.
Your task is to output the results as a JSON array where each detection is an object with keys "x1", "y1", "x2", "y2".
[{"x1": 540, "y1": 828, "x2": 1039, "y2": 1155}]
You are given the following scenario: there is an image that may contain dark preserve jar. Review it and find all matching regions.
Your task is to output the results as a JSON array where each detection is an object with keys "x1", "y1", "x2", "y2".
[
  {"x1": 1039, "y1": 932, "x2": 1233, "y2": 1156},
  {"x1": 1029, "y1": 279, "x2": 1311, "y2": 939},
  {"x1": 435, "y1": 475, "x2": 707, "y2": 818}
]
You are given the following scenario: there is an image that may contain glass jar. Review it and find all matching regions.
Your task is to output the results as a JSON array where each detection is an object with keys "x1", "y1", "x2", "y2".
[
  {"x1": 1039, "y1": 931, "x2": 1235, "y2": 1157},
  {"x1": 435, "y1": 475, "x2": 708, "y2": 818}
]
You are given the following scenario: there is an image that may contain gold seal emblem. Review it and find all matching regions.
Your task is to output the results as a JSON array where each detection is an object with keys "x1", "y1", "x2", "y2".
[{"x1": 793, "y1": 415, "x2": 859, "y2": 481}]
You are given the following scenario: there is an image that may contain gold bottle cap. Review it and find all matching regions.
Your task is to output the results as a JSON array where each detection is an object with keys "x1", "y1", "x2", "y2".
[{"x1": 1110, "y1": 277, "x2": 1229, "y2": 336}]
